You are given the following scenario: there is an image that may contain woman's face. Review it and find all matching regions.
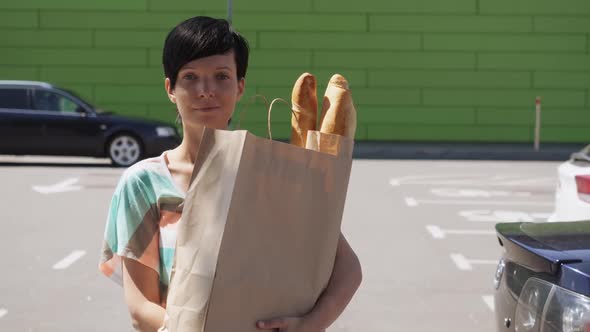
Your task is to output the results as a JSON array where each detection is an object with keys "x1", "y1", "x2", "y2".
[{"x1": 165, "y1": 51, "x2": 245, "y2": 130}]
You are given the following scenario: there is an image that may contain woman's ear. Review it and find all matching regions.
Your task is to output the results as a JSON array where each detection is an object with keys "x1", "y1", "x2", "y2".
[
  {"x1": 165, "y1": 78, "x2": 176, "y2": 104},
  {"x1": 236, "y1": 78, "x2": 245, "y2": 101}
]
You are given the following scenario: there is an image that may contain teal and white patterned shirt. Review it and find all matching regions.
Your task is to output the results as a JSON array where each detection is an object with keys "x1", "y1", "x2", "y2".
[{"x1": 99, "y1": 152, "x2": 185, "y2": 306}]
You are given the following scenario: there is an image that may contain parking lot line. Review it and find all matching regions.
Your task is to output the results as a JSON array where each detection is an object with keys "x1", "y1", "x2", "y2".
[
  {"x1": 426, "y1": 225, "x2": 495, "y2": 239},
  {"x1": 405, "y1": 197, "x2": 553, "y2": 207},
  {"x1": 0, "y1": 308, "x2": 7, "y2": 318},
  {"x1": 451, "y1": 253, "x2": 498, "y2": 271},
  {"x1": 459, "y1": 210, "x2": 552, "y2": 223},
  {"x1": 33, "y1": 177, "x2": 82, "y2": 194},
  {"x1": 390, "y1": 175, "x2": 554, "y2": 187},
  {"x1": 482, "y1": 295, "x2": 495, "y2": 312},
  {"x1": 404, "y1": 197, "x2": 418, "y2": 206},
  {"x1": 53, "y1": 250, "x2": 86, "y2": 270}
]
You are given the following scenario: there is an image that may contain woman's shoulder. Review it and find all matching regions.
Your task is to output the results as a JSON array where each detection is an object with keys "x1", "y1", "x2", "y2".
[
  {"x1": 117, "y1": 153, "x2": 181, "y2": 197},
  {"x1": 124, "y1": 155, "x2": 166, "y2": 177}
]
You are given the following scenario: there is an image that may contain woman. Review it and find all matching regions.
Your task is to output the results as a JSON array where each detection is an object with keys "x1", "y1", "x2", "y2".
[{"x1": 99, "y1": 16, "x2": 362, "y2": 332}]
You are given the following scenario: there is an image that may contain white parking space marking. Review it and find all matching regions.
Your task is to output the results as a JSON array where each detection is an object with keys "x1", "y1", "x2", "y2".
[
  {"x1": 426, "y1": 225, "x2": 495, "y2": 239},
  {"x1": 390, "y1": 175, "x2": 554, "y2": 187},
  {"x1": 451, "y1": 253, "x2": 473, "y2": 270},
  {"x1": 404, "y1": 197, "x2": 418, "y2": 207},
  {"x1": 460, "y1": 210, "x2": 552, "y2": 223},
  {"x1": 0, "y1": 308, "x2": 6, "y2": 318},
  {"x1": 53, "y1": 250, "x2": 86, "y2": 270},
  {"x1": 426, "y1": 225, "x2": 446, "y2": 239},
  {"x1": 451, "y1": 254, "x2": 498, "y2": 271},
  {"x1": 430, "y1": 188, "x2": 531, "y2": 198},
  {"x1": 391, "y1": 174, "x2": 490, "y2": 187},
  {"x1": 33, "y1": 178, "x2": 83, "y2": 194},
  {"x1": 482, "y1": 295, "x2": 495, "y2": 312},
  {"x1": 405, "y1": 197, "x2": 553, "y2": 207}
]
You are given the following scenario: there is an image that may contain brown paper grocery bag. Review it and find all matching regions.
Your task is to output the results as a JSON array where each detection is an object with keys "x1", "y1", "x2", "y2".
[{"x1": 164, "y1": 128, "x2": 353, "y2": 332}]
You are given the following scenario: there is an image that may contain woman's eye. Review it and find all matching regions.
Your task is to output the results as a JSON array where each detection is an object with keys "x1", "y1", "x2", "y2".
[
  {"x1": 184, "y1": 74, "x2": 196, "y2": 80},
  {"x1": 216, "y1": 73, "x2": 230, "y2": 80}
]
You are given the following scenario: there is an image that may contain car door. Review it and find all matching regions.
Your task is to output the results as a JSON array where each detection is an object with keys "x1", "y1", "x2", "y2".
[
  {"x1": 31, "y1": 88, "x2": 104, "y2": 156},
  {"x1": 0, "y1": 87, "x2": 46, "y2": 154}
]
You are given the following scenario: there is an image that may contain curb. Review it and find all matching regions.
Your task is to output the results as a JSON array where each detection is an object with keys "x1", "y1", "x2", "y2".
[{"x1": 352, "y1": 142, "x2": 587, "y2": 161}]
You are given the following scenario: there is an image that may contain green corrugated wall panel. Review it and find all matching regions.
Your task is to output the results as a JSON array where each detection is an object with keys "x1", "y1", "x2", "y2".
[
  {"x1": 314, "y1": 0, "x2": 476, "y2": 13},
  {"x1": 480, "y1": 0, "x2": 590, "y2": 15},
  {"x1": 479, "y1": 54, "x2": 590, "y2": 71},
  {"x1": 147, "y1": 0, "x2": 312, "y2": 12},
  {"x1": 534, "y1": 72, "x2": 590, "y2": 89},
  {"x1": 0, "y1": 29, "x2": 93, "y2": 47},
  {"x1": 259, "y1": 32, "x2": 421, "y2": 50},
  {"x1": 40, "y1": 11, "x2": 203, "y2": 29},
  {"x1": 0, "y1": 66, "x2": 39, "y2": 80},
  {"x1": 314, "y1": 51, "x2": 477, "y2": 69},
  {"x1": 0, "y1": 0, "x2": 147, "y2": 10},
  {"x1": 40, "y1": 67, "x2": 163, "y2": 85},
  {"x1": 95, "y1": 85, "x2": 166, "y2": 104},
  {"x1": 535, "y1": 17, "x2": 590, "y2": 33},
  {"x1": 233, "y1": 14, "x2": 366, "y2": 32},
  {"x1": 477, "y1": 108, "x2": 590, "y2": 126},
  {"x1": 0, "y1": 11, "x2": 39, "y2": 28},
  {"x1": 367, "y1": 125, "x2": 531, "y2": 142},
  {"x1": 424, "y1": 89, "x2": 585, "y2": 108},
  {"x1": 541, "y1": 128, "x2": 590, "y2": 142},
  {"x1": 1, "y1": 1, "x2": 589, "y2": 143},
  {"x1": 368, "y1": 70, "x2": 531, "y2": 88},
  {"x1": 370, "y1": 15, "x2": 532, "y2": 32},
  {"x1": 424, "y1": 34, "x2": 586, "y2": 52},
  {"x1": 358, "y1": 107, "x2": 475, "y2": 124},
  {"x1": 0, "y1": 48, "x2": 147, "y2": 66}
]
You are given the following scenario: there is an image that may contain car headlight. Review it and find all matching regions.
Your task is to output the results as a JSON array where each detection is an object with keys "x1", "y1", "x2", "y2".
[
  {"x1": 156, "y1": 126, "x2": 176, "y2": 137},
  {"x1": 514, "y1": 278, "x2": 590, "y2": 332}
]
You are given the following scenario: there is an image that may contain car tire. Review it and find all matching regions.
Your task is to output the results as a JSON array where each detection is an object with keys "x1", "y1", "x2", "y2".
[{"x1": 107, "y1": 133, "x2": 143, "y2": 167}]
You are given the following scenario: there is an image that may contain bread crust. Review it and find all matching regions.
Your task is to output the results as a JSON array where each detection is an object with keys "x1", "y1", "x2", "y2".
[
  {"x1": 290, "y1": 73, "x2": 318, "y2": 147},
  {"x1": 319, "y1": 74, "x2": 357, "y2": 138}
]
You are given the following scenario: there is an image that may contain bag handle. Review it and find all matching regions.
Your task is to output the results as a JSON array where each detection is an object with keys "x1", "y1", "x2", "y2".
[
  {"x1": 234, "y1": 94, "x2": 269, "y2": 131},
  {"x1": 266, "y1": 98, "x2": 295, "y2": 141},
  {"x1": 235, "y1": 94, "x2": 299, "y2": 141}
]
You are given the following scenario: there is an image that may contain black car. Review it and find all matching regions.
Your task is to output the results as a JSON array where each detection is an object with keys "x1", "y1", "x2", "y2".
[
  {"x1": 494, "y1": 221, "x2": 590, "y2": 332},
  {"x1": 0, "y1": 80, "x2": 180, "y2": 166}
]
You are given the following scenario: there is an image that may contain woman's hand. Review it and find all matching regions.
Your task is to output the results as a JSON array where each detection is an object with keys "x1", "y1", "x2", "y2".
[{"x1": 256, "y1": 316, "x2": 325, "y2": 332}]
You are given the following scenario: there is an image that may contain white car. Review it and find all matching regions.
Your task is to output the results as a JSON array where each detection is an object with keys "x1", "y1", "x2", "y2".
[{"x1": 548, "y1": 145, "x2": 590, "y2": 222}]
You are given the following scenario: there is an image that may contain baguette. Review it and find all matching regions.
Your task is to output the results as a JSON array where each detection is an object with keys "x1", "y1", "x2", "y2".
[
  {"x1": 290, "y1": 73, "x2": 318, "y2": 148},
  {"x1": 319, "y1": 74, "x2": 356, "y2": 139}
]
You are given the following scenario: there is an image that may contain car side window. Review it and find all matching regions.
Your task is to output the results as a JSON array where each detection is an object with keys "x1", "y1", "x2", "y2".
[
  {"x1": 0, "y1": 88, "x2": 29, "y2": 110},
  {"x1": 33, "y1": 90, "x2": 79, "y2": 113}
]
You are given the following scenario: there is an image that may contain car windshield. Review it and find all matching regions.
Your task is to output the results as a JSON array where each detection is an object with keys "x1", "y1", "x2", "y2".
[
  {"x1": 571, "y1": 145, "x2": 590, "y2": 163},
  {"x1": 58, "y1": 88, "x2": 95, "y2": 110}
]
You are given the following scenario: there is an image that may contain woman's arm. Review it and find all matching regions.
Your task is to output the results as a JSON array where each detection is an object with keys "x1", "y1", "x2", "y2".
[
  {"x1": 304, "y1": 233, "x2": 362, "y2": 329},
  {"x1": 122, "y1": 257, "x2": 166, "y2": 332},
  {"x1": 257, "y1": 233, "x2": 363, "y2": 331}
]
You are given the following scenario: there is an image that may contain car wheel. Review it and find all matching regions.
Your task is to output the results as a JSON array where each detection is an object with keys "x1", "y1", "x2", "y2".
[{"x1": 107, "y1": 134, "x2": 143, "y2": 167}]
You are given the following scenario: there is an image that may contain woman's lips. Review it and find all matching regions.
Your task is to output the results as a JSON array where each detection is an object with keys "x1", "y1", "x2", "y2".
[{"x1": 194, "y1": 106, "x2": 220, "y2": 113}]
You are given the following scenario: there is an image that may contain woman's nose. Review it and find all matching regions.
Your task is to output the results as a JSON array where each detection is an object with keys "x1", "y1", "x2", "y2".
[{"x1": 197, "y1": 79, "x2": 215, "y2": 98}]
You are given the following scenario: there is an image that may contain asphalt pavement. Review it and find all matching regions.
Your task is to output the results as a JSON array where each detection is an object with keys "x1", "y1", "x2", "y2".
[{"x1": 0, "y1": 155, "x2": 562, "y2": 331}]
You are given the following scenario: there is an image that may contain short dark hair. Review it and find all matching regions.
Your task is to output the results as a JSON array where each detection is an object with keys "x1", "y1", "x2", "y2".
[{"x1": 162, "y1": 16, "x2": 249, "y2": 89}]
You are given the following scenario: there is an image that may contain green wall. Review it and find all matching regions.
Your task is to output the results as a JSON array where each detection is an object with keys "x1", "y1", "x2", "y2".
[{"x1": 1, "y1": 0, "x2": 590, "y2": 142}]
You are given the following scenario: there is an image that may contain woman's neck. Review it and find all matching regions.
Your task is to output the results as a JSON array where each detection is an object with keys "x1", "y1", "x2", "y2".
[{"x1": 176, "y1": 126, "x2": 203, "y2": 164}]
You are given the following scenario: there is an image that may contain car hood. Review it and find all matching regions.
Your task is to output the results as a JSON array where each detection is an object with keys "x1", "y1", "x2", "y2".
[{"x1": 496, "y1": 221, "x2": 590, "y2": 265}]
